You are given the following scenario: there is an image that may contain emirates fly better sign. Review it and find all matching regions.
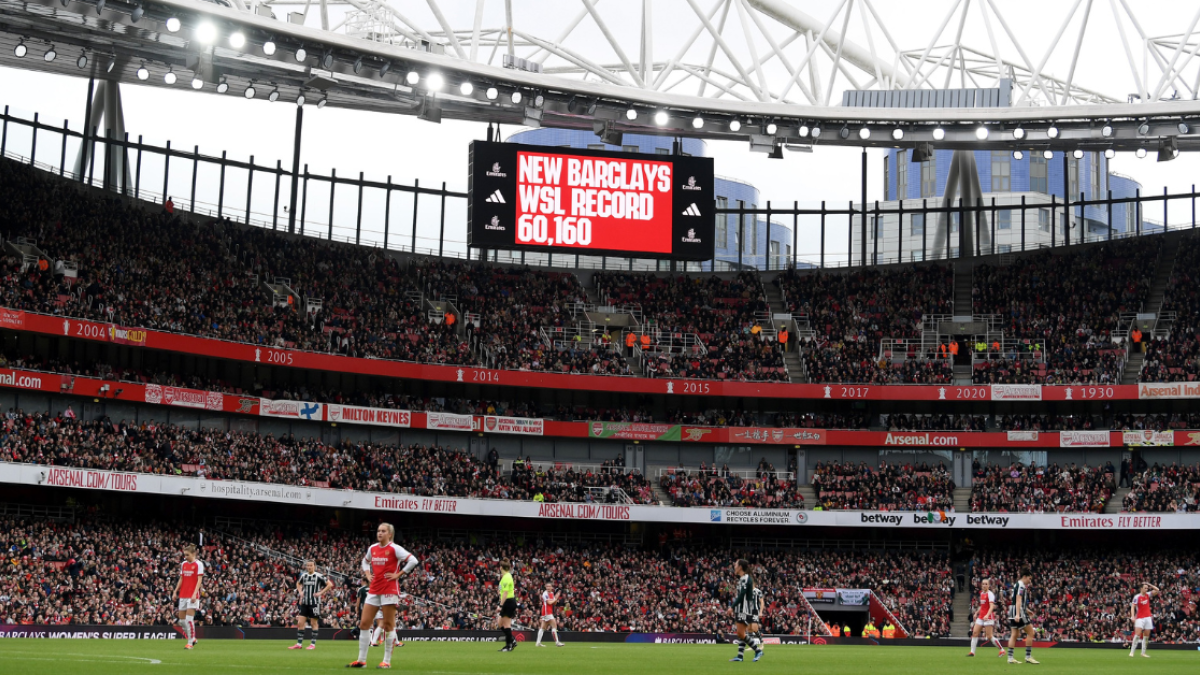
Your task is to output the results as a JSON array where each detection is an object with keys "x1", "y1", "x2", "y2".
[{"x1": 468, "y1": 141, "x2": 715, "y2": 260}]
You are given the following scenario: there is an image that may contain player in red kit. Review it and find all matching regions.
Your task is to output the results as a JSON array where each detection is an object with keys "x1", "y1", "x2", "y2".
[
  {"x1": 1129, "y1": 582, "x2": 1160, "y2": 658},
  {"x1": 967, "y1": 578, "x2": 1005, "y2": 657},
  {"x1": 346, "y1": 523, "x2": 419, "y2": 670},
  {"x1": 536, "y1": 582, "x2": 564, "y2": 647},
  {"x1": 173, "y1": 544, "x2": 204, "y2": 649}
]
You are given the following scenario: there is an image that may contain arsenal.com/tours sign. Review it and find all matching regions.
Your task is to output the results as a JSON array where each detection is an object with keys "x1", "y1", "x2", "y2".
[{"x1": 4, "y1": 462, "x2": 1194, "y2": 530}]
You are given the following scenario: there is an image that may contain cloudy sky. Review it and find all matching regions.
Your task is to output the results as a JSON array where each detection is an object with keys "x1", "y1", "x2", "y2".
[{"x1": 2, "y1": 0, "x2": 1198, "y2": 263}]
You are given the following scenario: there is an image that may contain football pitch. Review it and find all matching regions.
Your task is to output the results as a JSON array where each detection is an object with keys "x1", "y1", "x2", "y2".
[{"x1": 0, "y1": 640, "x2": 1196, "y2": 675}]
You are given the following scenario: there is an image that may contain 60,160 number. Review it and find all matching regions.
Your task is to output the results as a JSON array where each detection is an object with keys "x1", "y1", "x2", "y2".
[{"x1": 517, "y1": 215, "x2": 593, "y2": 246}]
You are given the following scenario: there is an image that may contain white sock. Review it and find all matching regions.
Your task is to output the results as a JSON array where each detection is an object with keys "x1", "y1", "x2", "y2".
[
  {"x1": 536, "y1": 628, "x2": 543, "y2": 645},
  {"x1": 971, "y1": 637, "x2": 978, "y2": 654},
  {"x1": 992, "y1": 636, "x2": 1004, "y2": 649},
  {"x1": 552, "y1": 628, "x2": 559, "y2": 644},
  {"x1": 1130, "y1": 636, "x2": 1139, "y2": 655},
  {"x1": 1141, "y1": 635, "x2": 1148, "y2": 654},
  {"x1": 372, "y1": 626, "x2": 382, "y2": 643},
  {"x1": 185, "y1": 617, "x2": 195, "y2": 642},
  {"x1": 357, "y1": 629, "x2": 371, "y2": 662},
  {"x1": 383, "y1": 632, "x2": 395, "y2": 664}
]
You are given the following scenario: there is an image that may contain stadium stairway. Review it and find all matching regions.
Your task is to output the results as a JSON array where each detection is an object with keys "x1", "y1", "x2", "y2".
[
  {"x1": 952, "y1": 262, "x2": 974, "y2": 316},
  {"x1": 797, "y1": 485, "x2": 817, "y2": 507},
  {"x1": 763, "y1": 281, "x2": 803, "y2": 381},
  {"x1": 951, "y1": 587, "x2": 973, "y2": 638},
  {"x1": 651, "y1": 482, "x2": 673, "y2": 506},
  {"x1": 1121, "y1": 239, "x2": 1180, "y2": 383},
  {"x1": 953, "y1": 487, "x2": 972, "y2": 513},
  {"x1": 1106, "y1": 487, "x2": 1132, "y2": 513}
]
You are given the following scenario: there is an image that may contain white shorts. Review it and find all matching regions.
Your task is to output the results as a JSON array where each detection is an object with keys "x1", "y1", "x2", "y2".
[
  {"x1": 541, "y1": 615, "x2": 556, "y2": 623},
  {"x1": 974, "y1": 618, "x2": 996, "y2": 627},
  {"x1": 1134, "y1": 617, "x2": 1153, "y2": 631},
  {"x1": 365, "y1": 593, "x2": 401, "y2": 607},
  {"x1": 177, "y1": 598, "x2": 200, "y2": 612}
]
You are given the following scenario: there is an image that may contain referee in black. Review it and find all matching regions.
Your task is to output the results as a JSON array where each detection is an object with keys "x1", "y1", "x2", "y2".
[{"x1": 291, "y1": 560, "x2": 333, "y2": 650}]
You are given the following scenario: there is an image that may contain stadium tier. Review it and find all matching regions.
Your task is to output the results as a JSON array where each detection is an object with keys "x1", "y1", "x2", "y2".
[{"x1": 0, "y1": 157, "x2": 1197, "y2": 393}]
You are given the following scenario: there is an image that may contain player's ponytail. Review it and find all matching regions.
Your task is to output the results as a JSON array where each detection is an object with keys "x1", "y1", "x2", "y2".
[{"x1": 737, "y1": 558, "x2": 753, "y2": 583}]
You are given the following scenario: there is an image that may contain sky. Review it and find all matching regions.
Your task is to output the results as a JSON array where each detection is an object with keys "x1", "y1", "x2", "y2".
[{"x1": 2, "y1": 0, "x2": 1200, "y2": 263}]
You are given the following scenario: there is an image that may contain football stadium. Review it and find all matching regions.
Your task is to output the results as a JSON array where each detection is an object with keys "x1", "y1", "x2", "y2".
[{"x1": 0, "y1": 1, "x2": 1199, "y2": 673}]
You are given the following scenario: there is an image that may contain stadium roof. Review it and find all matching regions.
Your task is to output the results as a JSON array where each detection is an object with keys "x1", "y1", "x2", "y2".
[{"x1": 5, "y1": 0, "x2": 1200, "y2": 153}]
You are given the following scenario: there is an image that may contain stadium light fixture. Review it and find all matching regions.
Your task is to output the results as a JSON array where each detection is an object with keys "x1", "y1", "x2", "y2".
[
  {"x1": 1072, "y1": 149, "x2": 1084, "y2": 159},
  {"x1": 892, "y1": 128, "x2": 904, "y2": 140},
  {"x1": 838, "y1": 126, "x2": 850, "y2": 139},
  {"x1": 352, "y1": 56, "x2": 363, "y2": 74},
  {"x1": 1047, "y1": 126, "x2": 1060, "y2": 139},
  {"x1": 533, "y1": 93, "x2": 545, "y2": 108},
  {"x1": 810, "y1": 126, "x2": 821, "y2": 138},
  {"x1": 798, "y1": 124, "x2": 810, "y2": 137},
  {"x1": 106, "y1": 57, "x2": 115, "y2": 73},
  {"x1": 1012, "y1": 127, "x2": 1026, "y2": 140},
  {"x1": 191, "y1": 74, "x2": 203, "y2": 90},
  {"x1": 459, "y1": 81, "x2": 472, "y2": 96},
  {"x1": 268, "y1": 87, "x2": 280, "y2": 102},
  {"x1": 405, "y1": 71, "x2": 419, "y2": 86},
  {"x1": 1101, "y1": 124, "x2": 1113, "y2": 137},
  {"x1": 1179, "y1": 122, "x2": 1190, "y2": 134},
  {"x1": 858, "y1": 127, "x2": 870, "y2": 140},
  {"x1": 586, "y1": 100, "x2": 598, "y2": 115},
  {"x1": 379, "y1": 60, "x2": 391, "y2": 78},
  {"x1": 317, "y1": 96, "x2": 328, "y2": 109},
  {"x1": 296, "y1": 91, "x2": 306, "y2": 107},
  {"x1": 427, "y1": 73, "x2": 445, "y2": 91},
  {"x1": 1012, "y1": 150, "x2": 1024, "y2": 160},
  {"x1": 76, "y1": 52, "x2": 87, "y2": 68},
  {"x1": 1138, "y1": 122, "x2": 1150, "y2": 135},
  {"x1": 975, "y1": 125, "x2": 989, "y2": 140},
  {"x1": 216, "y1": 77, "x2": 228, "y2": 94},
  {"x1": 130, "y1": 4, "x2": 143, "y2": 22},
  {"x1": 692, "y1": 116, "x2": 704, "y2": 129},
  {"x1": 195, "y1": 22, "x2": 217, "y2": 45},
  {"x1": 1135, "y1": 147, "x2": 1147, "y2": 158},
  {"x1": 136, "y1": 63, "x2": 148, "y2": 80},
  {"x1": 163, "y1": 68, "x2": 176, "y2": 85},
  {"x1": 1104, "y1": 148, "x2": 1116, "y2": 159},
  {"x1": 165, "y1": 17, "x2": 181, "y2": 32},
  {"x1": 262, "y1": 40, "x2": 276, "y2": 56},
  {"x1": 625, "y1": 108, "x2": 637, "y2": 121},
  {"x1": 510, "y1": 91, "x2": 523, "y2": 105},
  {"x1": 654, "y1": 110, "x2": 669, "y2": 126},
  {"x1": 486, "y1": 87, "x2": 499, "y2": 101},
  {"x1": 95, "y1": 0, "x2": 105, "y2": 13},
  {"x1": 229, "y1": 32, "x2": 245, "y2": 49},
  {"x1": 294, "y1": 46, "x2": 307, "y2": 62},
  {"x1": 244, "y1": 83, "x2": 256, "y2": 99},
  {"x1": 1042, "y1": 149, "x2": 1053, "y2": 159},
  {"x1": 765, "y1": 122, "x2": 778, "y2": 135},
  {"x1": 43, "y1": 45, "x2": 56, "y2": 62},
  {"x1": 14, "y1": 40, "x2": 26, "y2": 58},
  {"x1": 322, "y1": 52, "x2": 335, "y2": 70},
  {"x1": 729, "y1": 119, "x2": 741, "y2": 132},
  {"x1": 932, "y1": 127, "x2": 945, "y2": 140}
]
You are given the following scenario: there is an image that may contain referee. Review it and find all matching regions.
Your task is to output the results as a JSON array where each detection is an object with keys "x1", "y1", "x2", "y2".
[
  {"x1": 291, "y1": 560, "x2": 332, "y2": 650},
  {"x1": 496, "y1": 560, "x2": 518, "y2": 652}
]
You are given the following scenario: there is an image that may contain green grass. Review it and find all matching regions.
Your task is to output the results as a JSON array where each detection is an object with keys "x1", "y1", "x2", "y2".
[{"x1": 0, "y1": 640, "x2": 1194, "y2": 675}]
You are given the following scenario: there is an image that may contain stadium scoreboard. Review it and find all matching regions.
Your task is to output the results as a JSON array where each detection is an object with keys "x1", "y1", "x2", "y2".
[{"x1": 468, "y1": 141, "x2": 715, "y2": 260}]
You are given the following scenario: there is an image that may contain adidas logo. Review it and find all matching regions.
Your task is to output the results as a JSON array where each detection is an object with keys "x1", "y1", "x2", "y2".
[
  {"x1": 681, "y1": 203, "x2": 702, "y2": 216},
  {"x1": 485, "y1": 190, "x2": 506, "y2": 204}
]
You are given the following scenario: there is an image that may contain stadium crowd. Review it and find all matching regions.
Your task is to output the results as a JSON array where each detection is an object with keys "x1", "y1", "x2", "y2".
[
  {"x1": 1122, "y1": 463, "x2": 1200, "y2": 513},
  {"x1": 970, "y1": 549, "x2": 1200, "y2": 643},
  {"x1": 775, "y1": 266, "x2": 954, "y2": 384},
  {"x1": 0, "y1": 412, "x2": 650, "y2": 504},
  {"x1": 596, "y1": 272, "x2": 786, "y2": 382},
  {"x1": 1140, "y1": 236, "x2": 1200, "y2": 382},
  {"x1": 968, "y1": 461, "x2": 1114, "y2": 513},
  {"x1": 657, "y1": 464, "x2": 803, "y2": 509},
  {"x1": 809, "y1": 460, "x2": 956, "y2": 512},
  {"x1": 973, "y1": 239, "x2": 1159, "y2": 385}
]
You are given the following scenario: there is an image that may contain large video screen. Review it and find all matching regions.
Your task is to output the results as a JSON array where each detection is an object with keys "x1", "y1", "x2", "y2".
[{"x1": 468, "y1": 141, "x2": 715, "y2": 260}]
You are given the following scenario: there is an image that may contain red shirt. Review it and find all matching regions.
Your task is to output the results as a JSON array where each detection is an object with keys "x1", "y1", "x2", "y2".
[
  {"x1": 179, "y1": 560, "x2": 205, "y2": 598},
  {"x1": 1133, "y1": 593, "x2": 1153, "y2": 619},
  {"x1": 541, "y1": 591, "x2": 557, "y2": 616},
  {"x1": 361, "y1": 542, "x2": 415, "y2": 596},
  {"x1": 978, "y1": 590, "x2": 995, "y2": 619}
]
